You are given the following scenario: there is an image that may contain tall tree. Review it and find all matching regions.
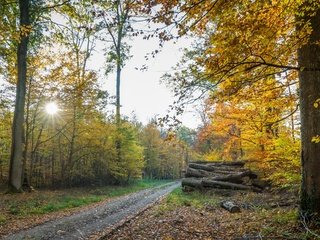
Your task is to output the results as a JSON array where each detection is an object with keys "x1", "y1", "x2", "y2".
[
  {"x1": 98, "y1": 0, "x2": 133, "y2": 125},
  {"x1": 8, "y1": 0, "x2": 30, "y2": 192},
  {"x1": 53, "y1": 1, "x2": 98, "y2": 185},
  {"x1": 297, "y1": 5, "x2": 320, "y2": 219}
]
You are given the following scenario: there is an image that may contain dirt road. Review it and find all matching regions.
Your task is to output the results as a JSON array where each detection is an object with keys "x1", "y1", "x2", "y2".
[{"x1": 3, "y1": 182, "x2": 180, "y2": 240}]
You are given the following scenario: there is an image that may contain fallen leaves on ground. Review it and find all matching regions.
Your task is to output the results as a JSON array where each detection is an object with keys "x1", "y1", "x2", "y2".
[
  {"x1": 1, "y1": 187, "x2": 319, "y2": 240},
  {"x1": 106, "y1": 189, "x2": 318, "y2": 240}
]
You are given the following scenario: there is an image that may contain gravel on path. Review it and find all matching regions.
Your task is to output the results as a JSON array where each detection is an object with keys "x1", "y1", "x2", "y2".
[{"x1": 3, "y1": 182, "x2": 180, "y2": 240}]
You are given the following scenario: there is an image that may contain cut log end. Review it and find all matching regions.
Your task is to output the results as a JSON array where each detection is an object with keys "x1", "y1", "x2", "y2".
[{"x1": 220, "y1": 201, "x2": 241, "y2": 213}]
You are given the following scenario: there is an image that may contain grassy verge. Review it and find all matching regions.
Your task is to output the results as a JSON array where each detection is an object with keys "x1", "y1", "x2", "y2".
[
  {"x1": 155, "y1": 188, "x2": 219, "y2": 215},
  {"x1": 0, "y1": 179, "x2": 171, "y2": 222}
]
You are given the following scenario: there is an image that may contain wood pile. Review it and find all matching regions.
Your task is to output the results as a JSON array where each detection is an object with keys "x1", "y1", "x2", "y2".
[{"x1": 182, "y1": 161, "x2": 268, "y2": 192}]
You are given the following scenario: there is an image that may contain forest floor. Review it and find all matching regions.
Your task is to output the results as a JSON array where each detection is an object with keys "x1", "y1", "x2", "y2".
[
  {"x1": 0, "y1": 180, "x2": 175, "y2": 239},
  {"x1": 1, "y1": 182, "x2": 320, "y2": 240},
  {"x1": 105, "y1": 187, "x2": 320, "y2": 240}
]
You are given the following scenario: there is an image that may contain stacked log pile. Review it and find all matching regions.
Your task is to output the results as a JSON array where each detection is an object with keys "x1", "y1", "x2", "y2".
[{"x1": 182, "y1": 161, "x2": 267, "y2": 192}]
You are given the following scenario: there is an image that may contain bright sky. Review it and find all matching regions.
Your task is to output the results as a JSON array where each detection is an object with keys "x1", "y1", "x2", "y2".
[
  {"x1": 91, "y1": 36, "x2": 201, "y2": 129},
  {"x1": 50, "y1": 12, "x2": 202, "y2": 129},
  {"x1": 0, "y1": 24, "x2": 201, "y2": 129}
]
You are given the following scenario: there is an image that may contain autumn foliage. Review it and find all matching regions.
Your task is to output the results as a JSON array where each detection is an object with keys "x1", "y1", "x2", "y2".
[
  {"x1": 0, "y1": 0, "x2": 190, "y2": 188},
  {"x1": 156, "y1": 0, "x2": 312, "y2": 186}
]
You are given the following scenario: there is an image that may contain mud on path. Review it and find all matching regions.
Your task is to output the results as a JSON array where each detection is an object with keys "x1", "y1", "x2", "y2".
[{"x1": 2, "y1": 182, "x2": 180, "y2": 240}]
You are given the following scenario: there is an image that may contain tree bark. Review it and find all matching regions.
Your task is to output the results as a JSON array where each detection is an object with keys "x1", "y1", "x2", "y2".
[
  {"x1": 185, "y1": 167, "x2": 215, "y2": 178},
  {"x1": 116, "y1": 45, "x2": 121, "y2": 126},
  {"x1": 181, "y1": 178, "x2": 203, "y2": 189},
  {"x1": 188, "y1": 163, "x2": 216, "y2": 171},
  {"x1": 8, "y1": 0, "x2": 30, "y2": 192},
  {"x1": 189, "y1": 163, "x2": 250, "y2": 173},
  {"x1": 297, "y1": 7, "x2": 320, "y2": 219},
  {"x1": 206, "y1": 161, "x2": 246, "y2": 167},
  {"x1": 220, "y1": 201, "x2": 241, "y2": 213},
  {"x1": 202, "y1": 179, "x2": 260, "y2": 192},
  {"x1": 207, "y1": 170, "x2": 258, "y2": 184},
  {"x1": 189, "y1": 160, "x2": 246, "y2": 167},
  {"x1": 182, "y1": 177, "x2": 261, "y2": 192},
  {"x1": 185, "y1": 166, "x2": 250, "y2": 178},
  {"x1": 115, "y1": 0, "x2": 124, "y2": 127}
]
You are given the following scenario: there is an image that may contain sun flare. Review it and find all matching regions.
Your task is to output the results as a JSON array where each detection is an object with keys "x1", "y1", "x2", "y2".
[{"x1": 45, "y1": 102, "x2": 58, "y2": 115}]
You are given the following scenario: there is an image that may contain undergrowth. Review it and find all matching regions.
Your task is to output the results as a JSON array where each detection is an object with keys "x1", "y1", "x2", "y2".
[
  {"x1": 0, "y1": 214, "x2": 6, "y2": 226},
  {"x1": 155, "y1": 188, "x2": 219, "y2": 215}
]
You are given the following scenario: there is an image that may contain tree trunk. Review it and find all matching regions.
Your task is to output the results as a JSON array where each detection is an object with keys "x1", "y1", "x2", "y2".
[
  {"x1": 116, "y1": 51, "x2": 121, "y2": 126},
  {"x1": 67, "y1": 104, "x2": 77, "y2": 186},
  {"x1": 8, "y1": 0, "x2": 30, "y2": 192},
  {"x1": 0, "y1": 160, "x2": 3, "y2": 182},
  {"x1": 51, "y1": 151, "x2": 55, "y2": 187},
  {"x1": 207, "y1": 170, "x2": 258, "y2": 184},
  {"x1": 115, "y1": 15, "x2": 122, "y2": 127},
  {"x1": 22, "y1": 75, "x2": 33, "y2": 190},
  {"x1": 185, "y1": 166, "x2": 248, "y2": 178},
  {"x1": 189, "y1": 163, "x2": 249, "y2": 173},
  {"x1": 202, "y1": 179, "x2": 260, "y2": 192},
  {"x1": 188, "y1": 163, "x2": 217, "y2": 171},
  {"x1": 297, "y1": 7, "x2": 320, "y2": 219},
  {"x1": 185, "y1": 167, "x2": 215, "y2": 178},
  {"x1": 182, "y1": 178, "x2": 261, "y2": 192},
  {"x1": 181, "y1": 178, "x2": 203, "y2": 189},
  {"x1": 189, "y1": 160, "x2": 246, "y2": 167}
]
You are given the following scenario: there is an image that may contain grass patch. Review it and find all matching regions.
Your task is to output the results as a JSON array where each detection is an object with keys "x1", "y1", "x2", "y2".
[
  {"x1": 0, "y1": 214, "x2": 6, "y2": 225},
  {"x1": 32, "y1": 195, "x2": 103, "y2": 214},
  {"x1": 258, "y1": 209, "x2": 306, "y2": 239},
  {"x1": 8, "y1": 204, "x2": 21, "y2": 215},
  {"x1": 166, "y1": 188, "x2": 219, "y2": 208},
  {"x1": 273, "y1": 209, "x2": 297, "y2": 224},
  {"x1": 155, "y1": 188, "x2": 219, "y2": 216}
]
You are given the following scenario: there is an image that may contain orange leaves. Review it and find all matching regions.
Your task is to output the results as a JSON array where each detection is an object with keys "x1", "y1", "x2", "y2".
[
  {"x1": 131, "y1": 0, "x2": 303, "y2": 183},
  {"x1": 196, "y1": 74, "x2": 300, "y2": 182}
]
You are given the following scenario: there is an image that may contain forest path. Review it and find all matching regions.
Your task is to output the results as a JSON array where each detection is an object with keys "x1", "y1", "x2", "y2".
[{"x1": 3, "y1": 182, "x2": 180, "y2": 240}]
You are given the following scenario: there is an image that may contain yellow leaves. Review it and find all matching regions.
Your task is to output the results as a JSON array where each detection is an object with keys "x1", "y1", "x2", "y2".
[
  {"x1": 20, "y1": 25, "x2": 32, "y2": 37},
  {"x1": 11, "y1": 25, "x2": 32, "y2": 42},
  {"x1": 175, "y1": 0, "x2": 303, "y2": 91},
  {"x1": 163, "y1": 236, "x2": 174, "y2": 240},
  {"x1": 313, "y1": 98, "x2": 320, "y2": 108},
  {"x1": 165, "y1": 131, "x2": 176, "y2": 142},
  {"x1": 311, "y1": 135, "x2": 320, "y2": 143}
]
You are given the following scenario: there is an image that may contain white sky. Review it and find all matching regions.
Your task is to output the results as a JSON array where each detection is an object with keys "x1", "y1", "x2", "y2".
[
  {"x1": 50, "y1": 12, "x2": 202, "y2": 129},
  {"x1": 0, "y1": 13, "x2": 202, "y2": 131},
  {"x1": 91, "y1": 36, "x2": 201, "y2": 129}
]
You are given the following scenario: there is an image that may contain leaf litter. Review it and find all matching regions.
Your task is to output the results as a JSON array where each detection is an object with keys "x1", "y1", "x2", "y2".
[{"x1": 105, "y1": 189, "x2": 320, "y2": 240}]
